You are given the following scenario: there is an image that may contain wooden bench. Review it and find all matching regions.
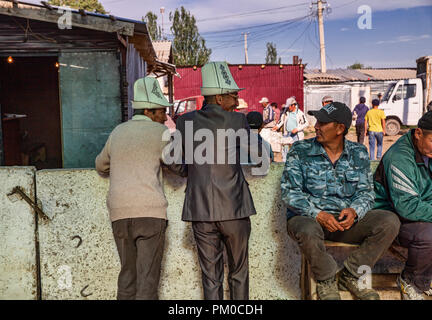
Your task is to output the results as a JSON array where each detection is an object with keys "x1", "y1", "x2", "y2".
[{"x1": 300, "y1": 240, "x2": 408, "y2": 300}]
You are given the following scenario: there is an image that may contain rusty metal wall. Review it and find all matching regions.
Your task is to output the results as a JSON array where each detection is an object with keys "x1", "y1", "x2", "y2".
[
  {"x1": 174, "y1": 65, "x2": 304, "y2": 112},
  {"x1": 0, "y1": 166, "x2": 37, "y2": 299}
]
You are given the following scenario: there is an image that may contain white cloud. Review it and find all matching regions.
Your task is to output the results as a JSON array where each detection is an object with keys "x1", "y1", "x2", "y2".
[{"x1": 376, "y1": 34, "x2": 431, "y2": 44}]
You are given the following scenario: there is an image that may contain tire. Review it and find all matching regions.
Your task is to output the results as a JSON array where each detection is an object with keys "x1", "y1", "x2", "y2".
[{"x1": 386, "y1": 118, "x2": 400, "y2": 136}]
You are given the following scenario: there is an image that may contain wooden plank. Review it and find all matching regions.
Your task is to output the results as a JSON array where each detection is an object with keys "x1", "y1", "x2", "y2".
[
  {"x1": 300, "y1": 254, "x2": 307, "y2": 300},
  {"x1": 40, "y1": 1, "x2": 52, "y2": 10},
  {"x1": 372, "y1": 273, "x2": 399, "y2": 288},
  {"x1": 324, "y1": 241, "x2": 359, "y2": 247},
  {"x1": 0, "y1": 7, "x2": 135, "y2": 36}
]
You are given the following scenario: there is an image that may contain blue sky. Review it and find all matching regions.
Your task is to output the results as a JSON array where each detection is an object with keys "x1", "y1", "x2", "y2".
[{"x1": 26, "y1": 0, "x2": 432, "y2": 68}]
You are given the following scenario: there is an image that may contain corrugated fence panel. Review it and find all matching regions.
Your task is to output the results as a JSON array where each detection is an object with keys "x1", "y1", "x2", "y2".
[
  {"x1": 174, "y1": 65, "x2": 304, "y2": 113},
  {"x1": 0, "y1": 166, "x2": 37, "y2": 299}
]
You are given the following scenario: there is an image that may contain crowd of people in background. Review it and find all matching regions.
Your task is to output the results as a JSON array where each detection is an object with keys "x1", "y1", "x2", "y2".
[
  {"x1": 250, "y1": 93, "x2": 393, "y2": 162},
  {"x1": 96, "y1": 64, "x2": 432, "y2": 301}
]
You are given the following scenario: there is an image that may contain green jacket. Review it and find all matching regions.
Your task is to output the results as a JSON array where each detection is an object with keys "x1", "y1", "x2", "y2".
[
  {"x1": 374, "y1": 129, "x2": 432, "y2": 222},
  {"x1": 281, "y1": 137, "x2": 374, "y2": 220}
]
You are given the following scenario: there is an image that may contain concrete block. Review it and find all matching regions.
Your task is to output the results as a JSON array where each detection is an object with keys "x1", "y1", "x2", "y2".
[
  {"x1": 36, "y1": 169, "x2": 119, "y2": 300},
  {"x1": 0, "y1": 166, "x2": 37, "y2": 299}
]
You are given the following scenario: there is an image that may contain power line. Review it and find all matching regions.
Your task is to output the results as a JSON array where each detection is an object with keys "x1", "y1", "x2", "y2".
[{"x1": 195, "y1": 2, "x2": 310, "y2": 22}]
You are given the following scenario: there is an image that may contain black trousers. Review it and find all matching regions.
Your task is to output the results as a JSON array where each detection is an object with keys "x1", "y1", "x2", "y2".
[
  {"x1": 192, "y1": 217, "x2": 251, "y2": 300},
  {"x1": 398, "y1": 221, "x2": 432, "y2": 291},
  {"x1": 112, "y1": 217, "x2": 167, "y2": 300},
  {"x1": 355, "y1": 123, "x2": 366, "y2": 145}
]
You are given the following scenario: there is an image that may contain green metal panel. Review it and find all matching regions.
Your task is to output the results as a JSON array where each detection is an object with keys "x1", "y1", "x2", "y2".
[
  {"x1": 0, "y1": 166, "x2": 37, "y2": 299},
  {"x1": 59, "y1": 52, "x2": 122, "y2": 168}
]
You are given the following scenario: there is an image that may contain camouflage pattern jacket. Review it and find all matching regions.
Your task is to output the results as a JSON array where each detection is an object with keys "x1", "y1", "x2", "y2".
[{"x1": 281, "y1": 137, "x2": 374, "y2": 220}]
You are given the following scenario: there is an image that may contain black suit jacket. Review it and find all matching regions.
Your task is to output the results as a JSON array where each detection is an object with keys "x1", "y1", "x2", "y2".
[{"x1": 176, "y1": 104, "x2": 257, "y2": 222}]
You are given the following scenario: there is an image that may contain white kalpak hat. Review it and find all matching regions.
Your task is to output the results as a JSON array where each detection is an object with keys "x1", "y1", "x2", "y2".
[{"x1": 200, "y1": 61, "x2": 244, "y2": 96}]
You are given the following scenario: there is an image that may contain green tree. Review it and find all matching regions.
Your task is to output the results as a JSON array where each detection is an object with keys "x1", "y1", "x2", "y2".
[
  {"x1": 143, "y1": 11, "x2": 163, "y2": 41},
  {"x1": 347, "y1": 62, "x2": 364, "y2": 69},
  {"x1": 265, "y1": 42, "x2": 280, "y2": 64},
  {"x1": 169, "y1": 6, "x2": 211, "y2": 65},
  {"x1": 48, "y1": 0, "x2": 106, "y2": 14}
]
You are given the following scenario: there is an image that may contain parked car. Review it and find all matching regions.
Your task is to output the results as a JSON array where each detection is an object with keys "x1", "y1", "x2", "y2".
[{"x1": 172, "y1": 95, "x2": 204, "y2": 122}]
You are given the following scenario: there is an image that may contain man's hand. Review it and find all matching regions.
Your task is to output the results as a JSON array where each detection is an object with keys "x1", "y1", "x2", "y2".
[
  {"x1": 316, "y1": 211, "x2": 344, "y2": 232},
  {"x1": 272, "y1": 126, "x2": 278, "y2": 131},
  {"x1": 338, "y1": 208, "x2": 357, "y2": 230},
  {"x1": 291, "y1": 128, "x2": 298, "y2": 134}
]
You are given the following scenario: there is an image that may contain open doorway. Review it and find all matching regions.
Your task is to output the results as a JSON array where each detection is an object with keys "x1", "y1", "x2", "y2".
[{"x1": 0, "y1": 56, "x2": 62, "y2": 169}]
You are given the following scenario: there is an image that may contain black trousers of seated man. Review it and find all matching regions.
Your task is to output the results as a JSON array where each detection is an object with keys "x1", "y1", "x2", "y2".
[
  {"x1": 287, "y1": 210, "x2": 400, "y2": 281},
  {"x1": 397, "y1": 221, "x2": 432, "y2": 291},
  {"x1": 192, "y1": 217, "x2": 251, "y2": 300},
  {"x1": 112, "y1": 217, "x2": 167, "y2": 300}
]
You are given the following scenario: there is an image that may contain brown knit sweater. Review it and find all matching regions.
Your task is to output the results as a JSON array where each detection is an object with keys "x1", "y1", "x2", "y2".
[{"x1": 95, "y1": 115, "x2": 170, "y2": 222}]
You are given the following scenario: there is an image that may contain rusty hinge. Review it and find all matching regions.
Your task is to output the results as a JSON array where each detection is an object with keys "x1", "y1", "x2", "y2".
[{"x1": 7, "y1": 186, "x2": 50, "y2": 220}]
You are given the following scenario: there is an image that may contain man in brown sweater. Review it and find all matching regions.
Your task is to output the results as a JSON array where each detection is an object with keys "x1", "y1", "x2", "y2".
[{"x1": 95, "y1": 77, "x2": 184, "y2": 300}]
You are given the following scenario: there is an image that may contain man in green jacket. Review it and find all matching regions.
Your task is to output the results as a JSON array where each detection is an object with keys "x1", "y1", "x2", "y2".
[{"x1": 374, "y1": 111, "x2": 432, "y2": 300}]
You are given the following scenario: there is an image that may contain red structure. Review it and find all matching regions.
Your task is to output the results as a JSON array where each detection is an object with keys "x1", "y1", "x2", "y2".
[{"x1": 174, "y1": 64, "x2": 304, "y2": 112}]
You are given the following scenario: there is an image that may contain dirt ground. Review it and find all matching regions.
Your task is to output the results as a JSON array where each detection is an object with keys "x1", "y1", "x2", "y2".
[{"x1": 273, "y1": 126, "x2": 410, "y2": 163}]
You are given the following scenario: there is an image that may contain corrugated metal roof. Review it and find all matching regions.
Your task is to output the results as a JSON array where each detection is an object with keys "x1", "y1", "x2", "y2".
[
  {"x1": 305, "y1": 68, "x2": 370, "y2": 82},
  {"x1": 305, "y1": 68, "x2": 417, "y2": 83},
  {"x1": 358, "y1": 68, "x2": 416, "y2": 80},
  {"x1": 303, "y1": 72, "x2": 342, "y2": 83},
  {"x1": 152, "y1": 41, "x2": 171, "y2": 63}
]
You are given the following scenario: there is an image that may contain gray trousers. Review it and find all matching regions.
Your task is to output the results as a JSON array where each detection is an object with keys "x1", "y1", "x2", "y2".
[
  {"x1": 192, "y1": 217, "x2": 251, "y2": 300},
  {"x1": 112, "y1": 217, "x2": 167, "y2": 300},
  {"x1": 287, "y1": 210, "x2": 400, "y2": 281}
]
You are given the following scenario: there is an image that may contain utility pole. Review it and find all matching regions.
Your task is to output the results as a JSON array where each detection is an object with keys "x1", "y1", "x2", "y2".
[
  {"x1": 315, "y1": 0, "x2": 327, "y2": 73},
  {"x1": 242, "y1": 32, "x2": 249, "y2": 64},
  {"x1": 160, "y1": 7, "x2": 165, "y2": 38}
]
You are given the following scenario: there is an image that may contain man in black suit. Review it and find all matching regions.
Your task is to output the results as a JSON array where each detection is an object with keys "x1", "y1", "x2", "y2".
[{"x1": 175, "y1": 61, "x2": 269, "y2": 300}]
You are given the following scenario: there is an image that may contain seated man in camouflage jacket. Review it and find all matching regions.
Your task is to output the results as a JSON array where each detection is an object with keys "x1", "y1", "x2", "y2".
[{"x1": 281, "y1": 102, "x2": 400, "y2": 300}]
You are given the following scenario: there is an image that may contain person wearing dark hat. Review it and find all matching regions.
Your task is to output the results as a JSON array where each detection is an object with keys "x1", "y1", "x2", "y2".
[
  {"x1": 95, "y1": 77, "x2": 186, "y2": 300},
  {"x1": 281, "y1": 101, "x2": 400, "y2": 300},
  {"x1": 352, "y1": 97, "x2": 369, "y2": 145},
  {"x1": 364, "y1": 99, "x2": 386, "y2": 160},
  {"x1": 374, "y1": 111, "x2": 432, "y2": 300}
]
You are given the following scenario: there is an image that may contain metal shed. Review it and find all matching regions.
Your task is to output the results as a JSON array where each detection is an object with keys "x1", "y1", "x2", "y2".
[{"x1": 0, "y1": 0, "x2": 175, "y2": 169}]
